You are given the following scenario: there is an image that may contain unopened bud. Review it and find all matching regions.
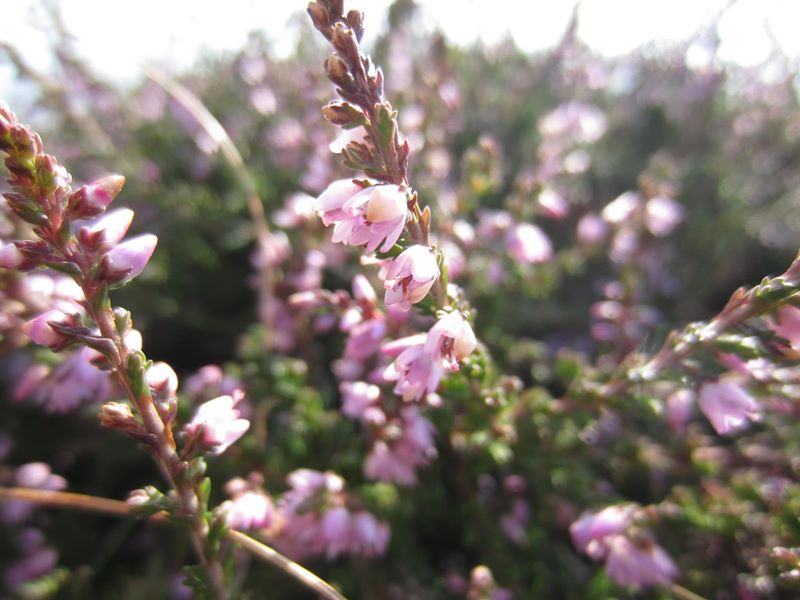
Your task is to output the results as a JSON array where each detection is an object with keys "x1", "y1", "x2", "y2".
[
  {"x1": 101, "y1": 234, "x2": 158, "y2": 285},
  {"x1": 23, "y1": 310, "x2": 73, "y2": 348},
  {"x1": 67, "y1": 175, "x2": 125, "y2": 218},
  {"x1": 321, "y1": 102, "x2": 365, "y2": 127},
  {"x1": 307, "y1": 1, "x2": 331, "y2": 31},
  {"x1": 0, "y1": 242, "x2": 22, "y2": 269},
  {"x1": 346, "y1": 10, "x2": 364, "y2": 40},
  {"x1": 99, "y1": 402, "x2": 137, "y2": 430}
]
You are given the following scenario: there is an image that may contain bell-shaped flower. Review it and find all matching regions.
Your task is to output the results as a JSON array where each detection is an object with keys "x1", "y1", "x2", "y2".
[
  {"x1": 185, "y1": 393, "x2": 250, "y2": 455},
  {"x1": 102, "y1": 234, "x2": 158, "y2": 284},
  {"x1": 424, "y1": 311, "x2": 477, "y2": 372},
  {"x1": 698, "y1": 380, "x2": 760, "y2": 435},
  {"x1": 382, "y1": 245, "x2": 439, "y2": 310},
  {"x1": 316, "y1": 181, "x2": 408, "y2": 253},
  {"x1": 383, "y1": 334, "x2": 445, "y2": 401},
  {"x1": 604, "y1": 536, "x2": 680, "y2": 588}
]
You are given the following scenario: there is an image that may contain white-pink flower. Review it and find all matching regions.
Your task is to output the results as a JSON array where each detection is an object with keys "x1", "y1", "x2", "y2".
[
  {"x1": 698, "y1": 380, "x2": 760, "y2": 435},
  {"x1": 604, "y1": 535, "x2": 680, "y2": 588},
  {"x1": 23, "y1": 310, "x2": 71, "y2": 348},
  {"x1": 103, "y1": 234, "x2": 158, "y2": 284},
  {"x1": 383, "y1": 334, "x2": 445, "y2": 401},
  {"x1": 425, "y1": 311, "x2": 478, "y2": 372},
  {"x1": 185, "y1": 393, "x2": 250, "y2": 455},
  {"x1": 382, "y1": 245, "x2": 439, "y2": 310},
  {"x1": 316, "y1": 180, "x2": 408, "y2": 253}
]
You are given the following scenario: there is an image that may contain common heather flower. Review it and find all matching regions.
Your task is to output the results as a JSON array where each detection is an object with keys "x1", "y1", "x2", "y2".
[{"x1": 382, "y1": 244, "x2": 439, "y2": 310}]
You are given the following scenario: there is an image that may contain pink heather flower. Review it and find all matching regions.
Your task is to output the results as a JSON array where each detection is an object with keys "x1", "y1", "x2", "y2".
[
  {"x1": 666, "y1": 389, "x2": 696, "y2": 432},
  {"x1": 382, "y1": 245, "x2": 440, "y2": 310},
  {"x1": 505, "y1": 223, "x2": 553, "y2": 264},
  {"x1": 604, "y1": 535, "x2": 680, "y2": 588},
  {"x1": 103, "y1": 234, "x2": 158, "y2": 284},
  {"x1": 15, "y1": 347, "x2": 115, "y2": 413},
  {"x1": 644, "y1": 196, "x2": 684, "y2": 236},
  {"x1": 576, "y1": 212, "x2": 609, "y2": 245},
  {"x1": 87, "y1": 208, "x2": 134, "y2": 244},
  {"x1": 340, "y1": 381, "x2": 381, "y2": 419},
  {"x1": 364, "y1": 407, "x2": 436, "y2": 485},
  {"x1": 383, "y1": 334, "x2": 445, "y2": 401},
  {"x1": 343, "y1": 316, "x2": 387, "y2": 362},
  {"x1": 329, "y1": 126, "x2": 368, "y2": 153},
  {"x1": 352, "y1": 273, "x2": 378, "y2": 306},
  {"x1": 770, "y1": 306, "x2": 800, "y2": 350},
  {"x1": 537, "y1": 188, "x2": 569, "y2": 219},
  {"x1": 2, "y1": 463, "x2": 67, "y2": 524},
  {"x1": 602, "y1": 191, "x2": 641, "y2": 225},
  {"x1": 317, "y1": 182, "x2": 409, "y2": 253},
  {"x1": 185, "y1": 393, "x2": 250, "y2": 455},
  {"x1": 349, "y1": 511, "x2": 391, "y2": 557},
  {"x1": 698, "y1": 380, "x2": 760, "y2": 435},
  {"x1": 500, "y1": 499, "x2": 531, "y2": 545},
  {"x1": 320, "y1": 506, "x2": 352, "y2": 559},
  {"x1": 425, "y1": 311, "x2": 478, "y2": 372},
  {"x1": 22, "y1": 310, "x2": 71, "y2": 348},
  {"x1": 222, "y1": 485, "x2": 276, "y2": 531},
  {"x1": 146, "y1": 361, "x2": 178, "y2": 398},
  {"x1": 570, "y1": 505, "x2": 634, "y2": 561}
]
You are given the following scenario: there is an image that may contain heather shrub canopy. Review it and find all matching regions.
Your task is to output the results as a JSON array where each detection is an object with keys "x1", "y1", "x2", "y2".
[{"x1": 2, "y1": 2, "x2": 800, "y2": 599}]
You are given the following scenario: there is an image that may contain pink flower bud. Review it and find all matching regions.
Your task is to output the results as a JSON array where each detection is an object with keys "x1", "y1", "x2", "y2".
[
  {"x1": 23, "y1": 310, "x2": 71, "y2": 348},
  {"x1": 383, "y1": 245, "x2": 440, "y2": 310},
  {"x1": 147, "y1": 361, "x2": 178, "y2": 397},
  {"x1": 352, "y1": 274, "x2": 377, "y2": 305},
  {"x1": 88, "y1": 208, "x2": 134, "y2": 245},
  {"x1": 0, "y1": 242, "x2": 22, "y2": 269},
  {"x1": 576, "y1": 212, "x2": 608, "y2": 245},
  {"x1": 185, "y1": 394, "x2": 250, "y2": 455},
  {"x1": 645, "y1": 195, "x2": 684, "y2": 236},
  {"x1": 103, "y1": 234, "x2": 158, "y2": 284},
  {"x1": 67, "y1": 175, "x2": 125, "y2": 218}
]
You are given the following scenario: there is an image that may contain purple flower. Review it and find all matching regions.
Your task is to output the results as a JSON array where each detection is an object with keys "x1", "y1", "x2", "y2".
[
  {"x1": 340, "y1": 381, "x2": 381, "y2": 420},
  {"x1": 425, "y1": 311, "x2": 478, "y2": 372},
  {"x1": 2, "y1": 463, "x2": 67, "y2": 524},
  {"x1": 505, "y1": 222, "x2": 553, "y2": 264},
  {"x1": 570, "y1": 505, "x2": 634, "y2": 561},
  {"x1": 222, "y1": 479, "x2": 276, "y2": 532},
  {"x1": 382, "y1": 245, "x2": 439, "y2": 310},
  {"x1": 86, "y1": 208, "x2": 134, "y2": 245},
  {"x1": 185, "y1": 393, "x2": 250, "y2": 455},
  {"x1": 666, "y1": 389, "x2": 696, "y2": 432},
  {"x1": 317, "y1": 181, "x2": 408, "y2": 253},
  {"x1": 103, "y1": 234, "x2": 158, "y2": 284},
  {"x1": 698, "y1": 380, "x2": 760, "y2": 435}
]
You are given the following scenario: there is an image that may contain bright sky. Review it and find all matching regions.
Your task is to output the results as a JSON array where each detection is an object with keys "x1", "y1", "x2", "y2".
[{"x1": 1, "y1": 0, "x2": 799, "y2": 92}]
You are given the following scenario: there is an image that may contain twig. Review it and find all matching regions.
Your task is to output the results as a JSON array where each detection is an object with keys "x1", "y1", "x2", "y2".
[{"x1": 0, "y1": 486, "x2": 347, "y2": 600}]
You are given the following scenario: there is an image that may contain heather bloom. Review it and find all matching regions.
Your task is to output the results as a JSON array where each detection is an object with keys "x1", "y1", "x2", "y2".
[
  {"x1": 571, "y1": 504, "x2": 679, "y2": 588},
  {"x1": 698, "y1": 380, "x2": 760, "y2": 435},
  {"x1": 2, "y1": 463, "x2": 67, "y2": 524},
  {"x1": 340, "y1": 381, "x2": 382, "y2": 420},
  {"x1": 185, "y1": 393, "x2": 250, "y2": 455},
  {"x1": 364, "y1": 407, "x2": 436, "y2": 485},
  {"x1": 425, "y1": 311, "x2": 478, "y2": 372},
  {"x1": 505, "y1": 222, "x2": 553, "y2": 264},
  {"x1": 102, "y1": 233, "x2": 158, "y2": 284},
  {"x1": 222, "y1": 477, "x2": 277, "y2": 532},
  {"x1": 666, "y1": 389, "x2": 696, "y2": 432},
  {"x1": 22, "y1": 309, "x2": 72, "y2": 348},
  {"x1": 644, "y1": 195, "x2": 684, "y2": 236},
  {"x1": 382, "y1": 244, "x2": 440, "y2": 310},
  {"x1": 66, "y1": 174, "x2": 125, "y2": 218},
  {"x1": 604, "y1": 536, "x2": 680, "y2": 588},
  {"x1": 317, "y1": 181, "x2": 408, "y2": 253},
  {"x1": 383, "y1": 334, "x2": 445, "y2": 401},
  {"x1": 769, "y1": 305, "x2": 800, "y2": 351},
  {"x1": 85, "y1": 208, "x2": 134, "y2": 245}
]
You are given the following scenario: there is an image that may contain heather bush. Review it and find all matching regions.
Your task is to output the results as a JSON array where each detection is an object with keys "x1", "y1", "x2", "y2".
[{"x1": 2, "y1": 2, "x2": 800, "y2": 599}]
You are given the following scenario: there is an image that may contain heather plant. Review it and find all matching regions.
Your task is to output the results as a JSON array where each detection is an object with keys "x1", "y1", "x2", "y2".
[{"x1": 2, "y1": 1, "x2": 800, "y2": 599}]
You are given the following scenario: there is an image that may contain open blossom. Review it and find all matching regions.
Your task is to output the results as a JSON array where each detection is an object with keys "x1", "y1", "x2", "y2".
[
  {"x1": 698, "y1": 380, "x2": 760, "y2": 435},
  {"x1": 185, "y1": 393, "x2": 250, "y2": 455},
  {"x1": 571, "y1": 505, "x2": 678, "y2": 588},
  {"x1": 222, "y1": 477, "x2": 276, "y2": 532},
  {"x1": 316, "y1": 180, "x2": 408, "y2": 253},
  {"x1": 364, "y1": 407, "x2": 436, "y2": 485},
  {"x1": 425, "y1": 311, "x2": 477, "y2": 372},
  {"x1": 382, "y1": 245, "x2": 439, "y2": 310},
  {"x1": 383, "y1": 334, "x2": 445, "y2": 401}
]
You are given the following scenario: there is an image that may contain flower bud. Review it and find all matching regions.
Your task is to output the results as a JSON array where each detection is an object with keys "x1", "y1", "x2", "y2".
[
  {"x1": 23, "y1": 310, "x2": 72, "y2": 348},
  {"x1": 0, "y1": 242, "x2": 22, "y2": 269},
  {"x1": 185, "y1": 393, "x2": 250, "y2": 455},
  {"x1": 67, "y1": 175, "x2": 125, "y2": 218},
  {"x1": 102, "y1": 234, "x2": 158, "y2": 284},
  {"x1": 87, "y1": 208, "x2": 134, "y2": 245}
]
